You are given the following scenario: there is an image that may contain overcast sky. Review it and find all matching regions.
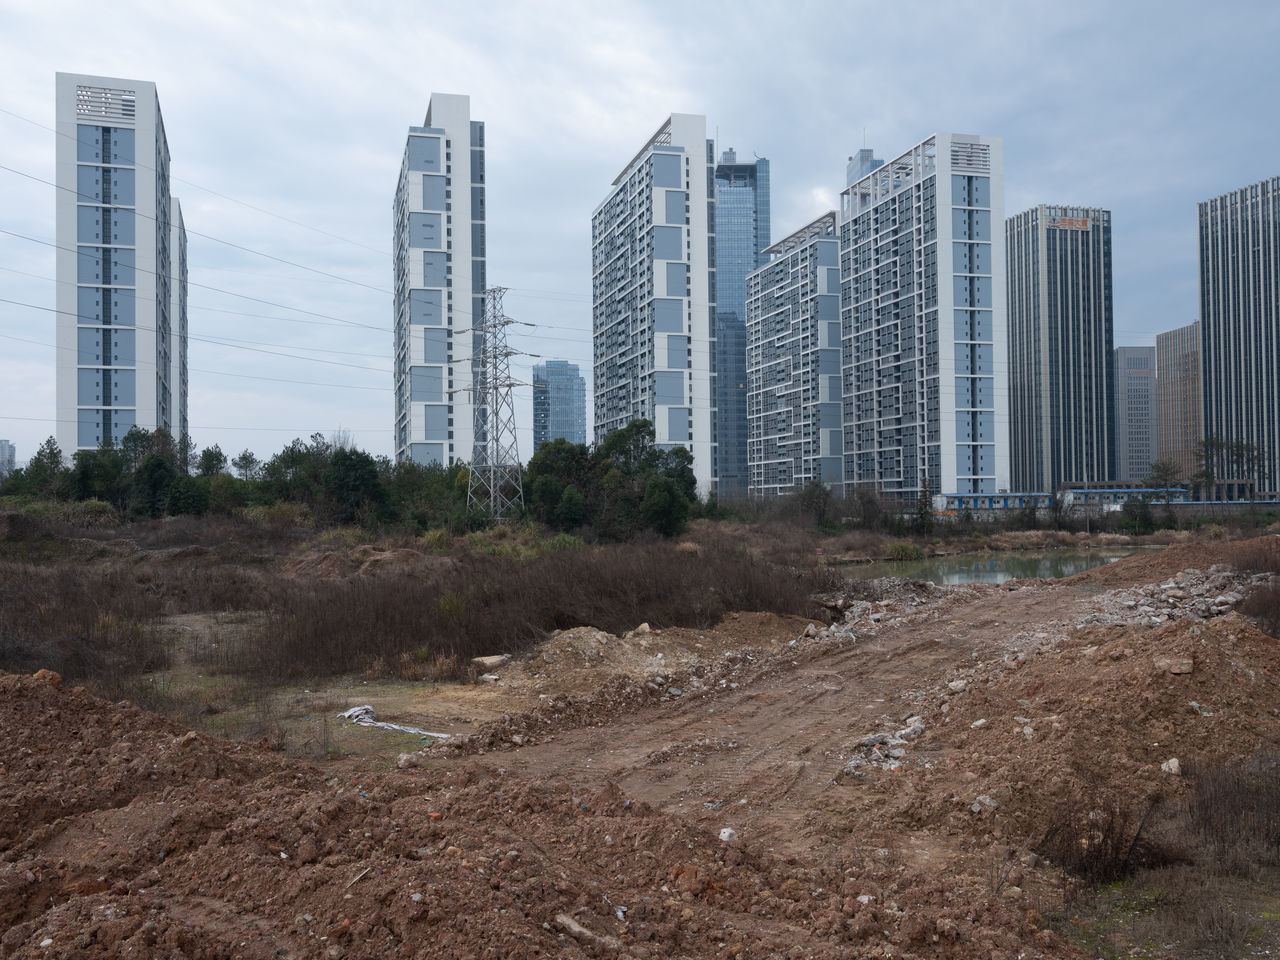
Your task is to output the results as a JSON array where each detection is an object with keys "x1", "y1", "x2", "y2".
[{"x1": 2, "y1": 0, "x2": 1277, "y2": 468}]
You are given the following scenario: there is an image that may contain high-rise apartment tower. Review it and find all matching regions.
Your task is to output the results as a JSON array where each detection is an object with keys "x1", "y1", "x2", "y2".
[
  {"x1": 713, "y1": 148, "x2": 770, "y2": 499},
  {"x1": 592, "y1": 114, "x2": 716, "y2": 495},
  {"x1": 840, "y1": 133, "x2": 1009, "y2": 499},
  {"x1": 532, "y1": 360, "x2": 587, "y2": 452},
  {"x1": 746, "y1": 212, "x2": 842, "y2": 496},
  {"x1": 393, "y1": 93, "x2": 485, "y2": 466},
  {"x1": 1006, "y1": 205, "x2": 1116, "y2": 492},
  {"x1": 56, "y1": 72, "x2": 187, "y2": 454},
  {"x1": 1199, "y1": 176, "x2": 1280, "y2": 496}
]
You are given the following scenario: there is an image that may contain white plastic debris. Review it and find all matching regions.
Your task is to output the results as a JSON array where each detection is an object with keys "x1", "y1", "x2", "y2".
[{"x1": 338, "y1": 705, "x2": 449, "y2": 739}]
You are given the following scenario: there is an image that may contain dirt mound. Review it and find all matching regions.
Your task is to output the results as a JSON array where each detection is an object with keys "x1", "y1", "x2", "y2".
[
  {"x1": 0, "y1": 670, "x2": 1080, "y2": 959},
  {"x1": 894, "y1": 613, "x2": 1280, "y2": 848},
  {"x1": 282, "y1": 546, "x2": 457, "y2": 581},
  {"x1": 1066, "y1": 534, "x2": 1280, "y2": 586}
]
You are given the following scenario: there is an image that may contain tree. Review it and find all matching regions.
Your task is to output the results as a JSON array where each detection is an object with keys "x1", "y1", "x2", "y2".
[
  {"x1": 197, "y1": 444, "x2": 228, "y2": 477},
  {"x1": 1143, "y1": 458, "x2": 1184, "y2": 503},
  {"x1": 798, "y1": 480, "x2": 834, "y2": 525},
  {"x1": 120, "y1": 426, "x2": 153, "y2": 473},
  {"x1": 1120, "y1": 496, "x2": 1154, "y2": 535},
  {"x1": 914, "y1": 485, "x2": 935, "y2": 534},
  {"x1": 70, "y1": 445, "x2": 126, "y2": 507},
  {"x1": 323, "y1": 447, "x2": 385, "y2": 524},
  {"x1": 554, "y1": 484, "x2": 587, "y2": 529},
  {"x1": 231, "y1": 449, "x2": 260, "y2": 482},
  {"x1": 641, "y1": 475, "x2": 690, "y2": 537},
  {"x1": 21, "y1": 437, "x2": 68, "y2": 499},
  {"x1": 175, "y1": 433, "x2": 196, "y2": 476},
  {"x1": 169, "y1": 475, "x2": 210, "y2": 515},
  {"x1": 131, "y1": 452, "x2": 176, "y2": 518},
  {"x1": 596, "y1": 420, "x2": 661, "y2": 476}
]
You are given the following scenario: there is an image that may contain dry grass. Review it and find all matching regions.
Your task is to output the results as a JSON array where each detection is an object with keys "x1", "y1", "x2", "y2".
[{"x1": 211, "y1": 542, "x2": 826, "y2": 682}]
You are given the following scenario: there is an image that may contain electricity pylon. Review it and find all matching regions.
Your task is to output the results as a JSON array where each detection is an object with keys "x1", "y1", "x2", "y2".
[{"x1": 467, "y1": 286, "x2": 524, "y2": 521}]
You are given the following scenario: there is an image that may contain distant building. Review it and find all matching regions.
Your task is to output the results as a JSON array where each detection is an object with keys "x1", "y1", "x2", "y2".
[
  {"x1": 1156, "y1": 322, "x2": 1202, "y2": 484},
  {"x1": 532, "y1": 361, "x2": 587, "y2": 452},
  {"x1": 1199, "y1": 176, "x2": 1280, "y2": 496},
  {"x1": 1006, "y1": 205, "x2": 1116, "y2": 492},
  {"x1": 1114, "y1": 346, "x2": 1157, "y2": 482},
  {"x1": 746, "y1": 212, "x2": 842, "y2": 496},
  {"x1": 713, "y1": 148, "x2": 770, "y2": 499},
  {"x1": 56, "y1": 72, "x2": 187, "y2": 453},
  {"x1": 840, "y1": 133, "x2": 1009, "y2": 500},
  {"x1": 845, "y1": 148, "x2": 883, "y2": 186},
  {"x1": 393, "y1": 93, "x2": 485, "y2": 466},
  {"x1": 0, "y1": 440, "x2": 14, "y2": 478},
  {"x1": 593, "y1": 114, "x2": 716, "y2": 495}
]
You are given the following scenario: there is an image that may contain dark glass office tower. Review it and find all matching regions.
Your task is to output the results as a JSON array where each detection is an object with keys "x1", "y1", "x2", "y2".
[{"x1": 714, "y1": 149, "x2": 770, "y2": 499}]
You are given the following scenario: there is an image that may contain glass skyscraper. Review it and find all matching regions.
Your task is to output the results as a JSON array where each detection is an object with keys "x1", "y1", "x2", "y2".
[
  {"x1": 1199, "y1": 176, "x2": 1280, "y2": 496},
  {"x1": 1006, "y1": 205, "x2": 1116, "y2": 492},
  {"x1": 1114, "y1": 346, "x2": 1157, "y2": 483},
  {"x1": 713, "y1": 149, "x2": 770, "y2": 499},
  {"x1": 532, "y1": 361, "x2": 587, "y2": 452}
]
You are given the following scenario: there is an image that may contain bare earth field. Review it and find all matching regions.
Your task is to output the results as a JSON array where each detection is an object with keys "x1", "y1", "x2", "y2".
[{"x1": 3, "y1": 536, "x2": 1280, "y2": 958}]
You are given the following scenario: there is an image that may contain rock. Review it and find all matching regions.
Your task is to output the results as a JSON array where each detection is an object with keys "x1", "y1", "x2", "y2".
[
  {"x1": 969, "y1": 718, "x2": 987, "y2": 729},
  {"x1": 1166, "y1": 589, "x2": 1187, "y2": 600},
  {"x1": 1161, "y1": 758, "x2": 1181, "y2": 776},
  {"x1": 859, "y1": 733, "x2": 891, "y2": 748},
  {"x1": 396, "y1": 753, "x2": 418, "y2": 769},
  {"x1": 636, "y1": 622, "x2": 651, "y2": 634},
  {"x1": 719, "y1": 828, "x2": 738, "y2": 843},
  {"x1": 472, "y1": 654, "x2": 510, "y2": 670},
  {"x1": 1022, "y1": 725, "x2": 1035, "y2": 739},
  {"x1": 804, "y1": 623, "x2": 818, "y2": 638},
  {"x1": 948, "y1": 680, "x2": 968, "y2": 693},
  {"x1": 1154, "y1": 657, "x2": 1193, "y2": 675},
  {"x1": 479, "y1": 673, "x2": 501, "y2": 683},
  {"x1": 976, "y1": 794, "x2": 999, "y2": 810}
]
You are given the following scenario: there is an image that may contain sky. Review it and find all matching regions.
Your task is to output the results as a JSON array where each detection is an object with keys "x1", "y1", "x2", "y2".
[{"x1": 2, "y1": 0, "x2": 1278, "y2": 468}]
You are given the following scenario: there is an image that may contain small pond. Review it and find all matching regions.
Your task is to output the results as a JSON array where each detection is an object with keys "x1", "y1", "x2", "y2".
[{"x1": 839, "y1": 548, "x2": 1159, "y2": 585}]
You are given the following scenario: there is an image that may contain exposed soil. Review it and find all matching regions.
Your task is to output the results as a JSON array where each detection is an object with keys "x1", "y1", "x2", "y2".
[{"x1": 3, "y1": 538, "x2": 1279, "y2": 958}]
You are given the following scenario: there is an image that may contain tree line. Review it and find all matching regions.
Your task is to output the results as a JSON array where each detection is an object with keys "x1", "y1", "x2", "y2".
[{"x1": 0, "y1": 419, "x2": 699, "y2": 538}]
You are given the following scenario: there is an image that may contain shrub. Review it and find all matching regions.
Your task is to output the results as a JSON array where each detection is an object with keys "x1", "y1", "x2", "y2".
[
  {"x1": 887, "y1": 541, "x2": 924, "y2": 561},
  {"x1": 1037, "y1": 796, "x2": 1166, "y2": 884},
  {"x1": 214, "y1": 543, "x2": 824, "y2": 682}
]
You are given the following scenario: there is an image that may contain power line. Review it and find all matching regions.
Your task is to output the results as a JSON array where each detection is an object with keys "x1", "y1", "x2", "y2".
[
  {"x1": 0, "y1": 161, "x2": 392, "y2": 294},
  {"x1": 0, "y1": 297, "x2": 390, "y2": 374},
  {"x1": 0, "y1": 104, "x2": 390, "y2": 257},
  {"x1": 0, "y1": 225, "x2": 389, "y2": 332},
  {"x1": 0, "y1": 412, "x2": 392, "y2": 433}
]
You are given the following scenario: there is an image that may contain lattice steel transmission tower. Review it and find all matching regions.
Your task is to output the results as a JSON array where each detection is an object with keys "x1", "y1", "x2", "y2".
[{"x1": 467, "y1": 287, "x2": 524, "y2": 521}]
